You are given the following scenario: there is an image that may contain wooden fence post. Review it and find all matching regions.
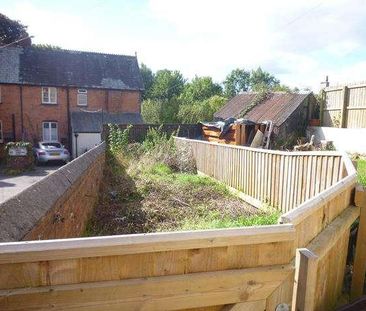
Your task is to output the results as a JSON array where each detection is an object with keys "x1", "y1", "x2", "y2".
[
  {"x1": 350, "y1": 185, "x2": 366, "y2": 301},
  {"x1": 340, "y1": 86, "x2": 349, "y2": 128},
  {"x1": 292, "y1": 248, "x2": 318, "y2": 311},
  {"x1": 320, "y1": 90, "x2": 325, "y2": 126}
]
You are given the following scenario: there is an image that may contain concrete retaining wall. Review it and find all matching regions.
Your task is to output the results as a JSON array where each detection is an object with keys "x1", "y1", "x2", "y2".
[
  {"x1": 0, "y1": 142, "x2": 106, "y2": 242},
  {"x1": 307, "y1": 126, "x2": 366, "y2": 154}
]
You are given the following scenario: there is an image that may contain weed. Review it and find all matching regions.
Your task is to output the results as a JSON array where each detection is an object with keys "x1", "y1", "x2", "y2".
[
  {"x1": 108, "y1": 124, "x2": 132, "y2": 154},
  {"x1": 358, "y1": 159, "x2": 366, "y2": 187},
  {"x1": 179, "y1": 210, "x2": 280, "y2": 230},
  {"x1": 87, "y1": 126, "x2": 279, "y2": 236}
]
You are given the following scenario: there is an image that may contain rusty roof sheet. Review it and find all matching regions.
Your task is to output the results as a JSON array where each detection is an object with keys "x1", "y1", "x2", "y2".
[
  {"x1": 214, "y1": 92, "x2": 311, "y2": 126},
  {"x1": 214, "y1": 93, "x2": 257, "y2": 120}
]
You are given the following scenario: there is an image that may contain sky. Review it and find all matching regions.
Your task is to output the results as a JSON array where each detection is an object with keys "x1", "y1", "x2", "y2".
[{"x1": 2, "y1": 0, "x2": 366, "y2": 91}]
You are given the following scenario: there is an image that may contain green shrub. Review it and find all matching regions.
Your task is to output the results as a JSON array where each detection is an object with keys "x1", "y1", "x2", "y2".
[
  {"x1": 142, "y1": 125, "x2": 176, "y2": 152},
  {"x1": 108, "y1": 124, "x2": 132, "y2": 154}
]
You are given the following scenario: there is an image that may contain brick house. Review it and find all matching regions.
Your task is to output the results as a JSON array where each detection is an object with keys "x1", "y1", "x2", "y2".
[{"x1": 0, "y1": 47, "x2": 144, "y2": 156}]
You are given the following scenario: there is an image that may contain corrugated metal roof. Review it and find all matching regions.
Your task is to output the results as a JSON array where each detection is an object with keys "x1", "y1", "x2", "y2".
[
  {"x1": 0, "y1": 47, "x2": 144, "y2": 91},
  {"x1": 214, "y1": 93, "x2": 257, "y2": 120},
  {"x1": 214, "y1": 92, "x2": 312, "y2": 126}
]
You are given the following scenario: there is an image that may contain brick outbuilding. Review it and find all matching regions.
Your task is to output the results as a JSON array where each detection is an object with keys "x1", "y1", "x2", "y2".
[{"x1": 0, "y1": 47, "x2": 144, "y2": 156}]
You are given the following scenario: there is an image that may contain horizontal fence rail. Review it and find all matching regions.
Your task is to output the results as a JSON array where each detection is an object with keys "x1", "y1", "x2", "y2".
[{"x1": 175, "y1": 137, "x2": 348, "y2": 213}]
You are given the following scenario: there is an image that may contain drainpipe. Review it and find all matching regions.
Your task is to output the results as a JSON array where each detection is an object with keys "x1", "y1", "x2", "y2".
[
  {"x1": 19, "y1": 86, "x2": 24, "y2": 140},
  {"x1": 67, "y1": 87, "x2": 72, "y2": 156},
  {"x1": 74, "y1": 132, "x2": 79, "y2": 158}
]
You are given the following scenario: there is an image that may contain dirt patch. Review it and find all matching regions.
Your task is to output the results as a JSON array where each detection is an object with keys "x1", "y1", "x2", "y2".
[{"x1": 86, "y1": 152, "x2": 278, "y2": 236}]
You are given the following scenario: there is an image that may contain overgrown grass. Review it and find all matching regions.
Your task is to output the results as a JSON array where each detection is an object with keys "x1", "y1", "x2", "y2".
[
  {"x1": 87, "y1": 126, "x2": 279, "y2": 236},
  {"x1": 180, "y1": 210, "x2": 280, "y2": 231},
  {"x1": 358, "y1": 159, "x2": 366, "y2": 186},
  {"x1": 145, "y1": 163, "x2": 229, "y2": 196}
]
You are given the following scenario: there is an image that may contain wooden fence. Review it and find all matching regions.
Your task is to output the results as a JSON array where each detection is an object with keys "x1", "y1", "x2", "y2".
[
  {"x1": 102, "y1": 123, "x2": 202, "y2": 142},
  {"x1": 176, "y1": 137, "x2": 345, "y2": 213},
  {"x1": 321, "y1": 82, "x2": 366, "y2": 128},
  {"x1": 1, "y1": 138, "x2": 365, "y2": 311}
]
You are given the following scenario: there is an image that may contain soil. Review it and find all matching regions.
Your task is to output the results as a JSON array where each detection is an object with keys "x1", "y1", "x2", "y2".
[{"x1": 85, "y1": 152, "x2": 271, "y2": 236}]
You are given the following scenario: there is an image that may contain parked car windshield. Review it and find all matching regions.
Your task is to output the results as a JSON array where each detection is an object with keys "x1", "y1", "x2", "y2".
[{"x1": 41, "y1": 142, "x2": 62, "y2": 149}]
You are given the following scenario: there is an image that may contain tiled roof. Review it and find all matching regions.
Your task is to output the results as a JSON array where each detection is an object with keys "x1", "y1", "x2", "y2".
[
  {"x1": 71, "y1": 111, "x2": 143, "y2": 133},
  {"x1": 214, "y1": 92, "x2": 312, "y2": 126},
  {"x1": 0, "y1": 47, "x2": 144, "y2": 91}
]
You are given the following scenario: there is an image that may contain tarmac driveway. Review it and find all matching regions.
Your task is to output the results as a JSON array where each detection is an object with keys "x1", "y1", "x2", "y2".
[{"x1": 0, "y1": 165, "x2": 60, "y2": 204}]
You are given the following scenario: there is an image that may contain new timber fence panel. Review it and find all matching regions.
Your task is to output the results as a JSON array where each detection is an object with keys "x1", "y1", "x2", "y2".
[
  {"x1": 292, "y1": 206, "x2": 360, "y2": 311},
  {"x1": 176, "y1": 137, "x2": 346, "y2": 213},
  {"x1": 0, "y1": 226, "x2": 296, "y2": 310},
  {"x1": 322, "y1": 82, "x2": 366, "y2": 128},
  {"x1": 350, "y1": 186, "x2": 366, "y2": 301}
]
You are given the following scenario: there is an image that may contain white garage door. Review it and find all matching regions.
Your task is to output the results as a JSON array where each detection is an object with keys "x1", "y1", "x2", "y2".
[{"x1": 72, "y1": 133, "x2": 102, "y2": 158}]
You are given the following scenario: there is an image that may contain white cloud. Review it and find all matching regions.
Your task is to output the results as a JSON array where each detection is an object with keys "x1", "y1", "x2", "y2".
[{"x1": 3, "y1": 0, "x2": 366, "y2": 91}]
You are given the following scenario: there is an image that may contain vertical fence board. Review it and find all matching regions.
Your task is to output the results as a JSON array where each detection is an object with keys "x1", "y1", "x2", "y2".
[{"x1": 175, "y1": 138, "x2": 345, "y2": 213}]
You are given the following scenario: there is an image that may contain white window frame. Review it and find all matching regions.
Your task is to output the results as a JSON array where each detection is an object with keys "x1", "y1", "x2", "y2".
[
  {"x1": 0, "y1": 120, "x2": 3, "y2": 143},
  {"x1": 42, "y1": 121, "x2": 58, "y2": 141},
  {"x1": 77, "y1": 89, "x2": 88, "y2": 106},
  {"x1": 42, "y1": 87, "x2": 57, "y2": 104}
]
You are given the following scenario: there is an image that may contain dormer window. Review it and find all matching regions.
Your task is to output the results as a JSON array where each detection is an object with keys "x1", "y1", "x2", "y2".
[
  {"x1": 77, "y1": 89, "x2": 88, "y2": 106},
  {"x1": 42, "y1": 87, "x2": 57, "y2": 104}
]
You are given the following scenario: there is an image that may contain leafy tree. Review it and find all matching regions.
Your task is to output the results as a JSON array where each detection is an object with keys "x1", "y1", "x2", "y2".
[
  {"x1": 223, "y1": 68, "x2": 250, "y2": 98},
  {"x1": 180, "y1": 76, "x2": 222, "y2": 104},
  {"x1": 178, "y1": 95, "x2": 227, "y2": 123},
  {"x1": 142, "y1": 98, "x2": 181, "y2": 124},
  {"x1": 0, "y1": 13, "x2": 31, "y2": 47},
  {"x1": 249, "y1": 67, "x2": 280, "y2": 91},
  {"x1": 141, "y1": 99, "x2": 161, "y2": 124},
  {"x1": 149, "y1": 69, "x2": 185, "y2": 101},
  {"x1": 140, "y1": 63, "x2": 154, "y2": 99},
  {"x1": 32, "y1": 44, "x2": 61, "y2": 50}
]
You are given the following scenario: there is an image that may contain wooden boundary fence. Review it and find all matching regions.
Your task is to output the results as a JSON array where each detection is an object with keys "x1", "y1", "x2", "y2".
[
  {"x1": 102, "y1": 123, "x2": 202, "y2": 142},
  {"x1": 1, "y1": 139, "x2": 366, "y2": 311},
  {"x1": 321, "y1": 82, "x2": 366, "y2": 128},
  {"x1": 175, "y1": 137, "x2": 345, "y2": 213}
]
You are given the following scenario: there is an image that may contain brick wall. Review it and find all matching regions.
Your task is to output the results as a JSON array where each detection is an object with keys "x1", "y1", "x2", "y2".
[
  {"x1": 0, "y1": 84, "x2": 22, "y2": 141},
  {"x1": 22, "y1": 85, "x2": 69, "y2": 144},
  {"x1": 0, "y1": 142, "x2": 106, "y2": 242},
  {"x1": 0, "y1": 84, "x2": 141, "y2": 147}
]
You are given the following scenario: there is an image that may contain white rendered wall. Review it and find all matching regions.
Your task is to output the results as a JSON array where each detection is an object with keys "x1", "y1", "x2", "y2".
[{"x1": 307, "y1": 126, "x2": 366, "y2": 154}]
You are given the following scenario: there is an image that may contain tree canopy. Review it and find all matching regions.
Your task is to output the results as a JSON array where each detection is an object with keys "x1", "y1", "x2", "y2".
[
  {"x1": 140, "y1": 64, "x2": 299, "y2": 124},
  {"x1": 180, "y1": 76, "x2": 222, "y2": 104},
  {"x1": 223, "y1": 69, "x2": 250, "y2": 98},
  {"x1": 140, "y1": 63, "x2": 154, "y2": 99},
  {"x1": 148, "y1": 69, "x2": 186, "y2": 101},
  {"x1": 32, "y1": 44, "x2": 61, "y2": 50},
  {"x1": 0, "y1": 13, "x2": 31, "y2": 47},
  {"x1": 249, "y1": 67, "x2": 280, "y2": 91}
]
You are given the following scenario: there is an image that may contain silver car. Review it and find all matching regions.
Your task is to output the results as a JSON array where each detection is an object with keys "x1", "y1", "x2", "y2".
[{"x1": 34, "y1": 142, "x2": 70, "y2": 164}]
